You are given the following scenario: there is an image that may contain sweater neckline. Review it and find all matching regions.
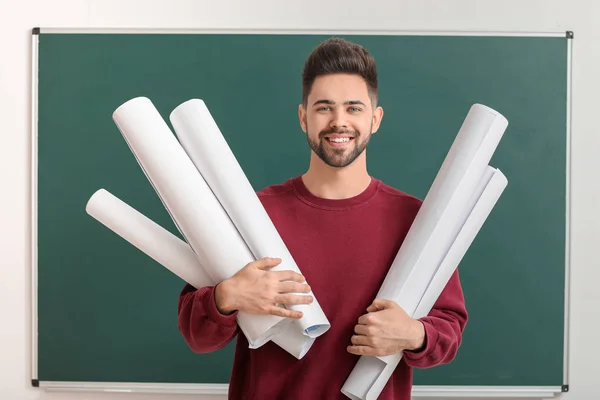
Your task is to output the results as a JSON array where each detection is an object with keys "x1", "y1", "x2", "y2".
[{"x1": 291, "y1": 175, "x2": 380, "y2": 210}]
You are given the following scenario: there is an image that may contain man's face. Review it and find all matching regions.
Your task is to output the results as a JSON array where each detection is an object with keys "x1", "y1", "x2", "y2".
[{"x1": 299, "y1": 73, "x2": 383, "y2": 168}]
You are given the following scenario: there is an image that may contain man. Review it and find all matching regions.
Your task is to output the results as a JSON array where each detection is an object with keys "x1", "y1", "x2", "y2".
[{"x1": 177, "y1": 37, "x2": 468, "y2": 399}]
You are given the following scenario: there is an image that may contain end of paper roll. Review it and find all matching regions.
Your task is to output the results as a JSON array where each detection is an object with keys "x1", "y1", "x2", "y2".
[
  {"x1": 169, "y1": 98, "x2": 207, "y2": 120},
  {"x1": 493, "y1": 167, "x2": 508, "y2": 187},
  {"x1": 471, "y1": 103, "x2": 509, "y2": 127},
  {"x1": 112, "y1": 96, "x2": 153, "y2": 120},
  {"x1": 85, "y1": 188, "x2": 109, "y2": 215},
  {"x1": 304, "y1": 324, "x2": 330, "y2": 338},
  {"x1": 296, "y1": 338, "x2": 315, "y2": 359},
  {"x1": 271, "y1": 325, "x2": 316, "y2": 359},
  {"x1": 340, "y1": 355, "x2": 391, "y2": 400},
  {"x1": 291, "y1": 302, "x2": 331, "y2": 338},
  {"x1": 242, "y1": 315, "x2": 294, "y2": 349},
  {"x1": 284, "y1": 337, "x2": 314, "y2": 360}
]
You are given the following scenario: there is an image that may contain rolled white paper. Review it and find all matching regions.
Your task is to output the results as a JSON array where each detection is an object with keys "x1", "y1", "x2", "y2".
[
  {"x1": 85, "y1": 188, "x2": 314, "y2": 359},
  {"x1": 273, "y1": 324, "x2": 316, "y2": 359},
  {"x1": 169, "y1": 98, "x2": 330, "y2": 338},
  {"x1": 386, "y1": 163, "x2": 497, "y2": 318},
  {"x1": 375, "y1": 104, "x2": 507, "y2": 312},
  {"x1": 413, "y1": 169, "x2": 507, "y2": 319},
  {"x1": 340, "y1": 167, "x2": 508, "y2": 400},
  {"x1": 341, "y1": 104, "x2": 509, "y2": 400},
  {"x1": 111, "y1": 97, "x2": 289, "y2": 348},
  {"x1": 85, "y1": 188, "x2": 213, "y2": 288}
]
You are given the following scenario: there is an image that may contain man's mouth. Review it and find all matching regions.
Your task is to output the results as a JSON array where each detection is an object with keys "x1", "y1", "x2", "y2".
[
  {"x1": 326, "y1": 137, "x2": 353, "y2": 143},
  {"x1": 324, "y1": 136, "x2": 354, "y2": 148},
  {"x1": 323, "y1": 133, "x2": 355, "y2": 147}
]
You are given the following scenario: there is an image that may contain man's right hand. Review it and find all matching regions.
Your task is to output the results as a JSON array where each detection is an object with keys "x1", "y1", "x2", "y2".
[{"x1": 214, "y1": 257, "x2": 313, "y2": 319}]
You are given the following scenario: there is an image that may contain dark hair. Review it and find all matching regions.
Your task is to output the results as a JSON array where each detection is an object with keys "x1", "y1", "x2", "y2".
[{"x1": 301, "y1": 37, "x2": 378, "y2": 107}]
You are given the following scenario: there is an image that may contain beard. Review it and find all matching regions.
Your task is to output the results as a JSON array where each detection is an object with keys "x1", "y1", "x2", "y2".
[{"x1": 306, "y1": 124, "x2": 372, "y2": 168}]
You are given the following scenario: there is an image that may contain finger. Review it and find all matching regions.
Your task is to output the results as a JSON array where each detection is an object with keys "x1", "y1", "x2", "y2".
[
  {"x1": 366, "y1": 300, "x2": 387, "y2": 312},
  {"x1": 278, "y1": 281, "x2": 311, "y2": 294},
  {"x1": 371, "y1": 298, "x2": 396, "y2": 310},
  {"x1": 269, "y1": 305, "x2": 303, "y2": 319},
  {"x1": 354, "y1": 324, "x2": 370, "y2": 335},
  {"x1": 347, "y1": 345, "x2": 381, "y2": 356},
  {"x1": 274, "y1": 293, "x2": 314, "y2": 306},
  {"x1": 273, "y1": 269, "x2": 306, "y2": 283},
  {"x1": 357, "y1": 313, "x2": 376, "y2": 326},
  {"x1": 254, "y1": 257, "x2": 282, "y2": 270},
  {"x1": 350, "y1": 335, "x2": 371, "y2": 346},
  {"x1": 366, "y1": 304, "x2": 378, "y2": 313}
]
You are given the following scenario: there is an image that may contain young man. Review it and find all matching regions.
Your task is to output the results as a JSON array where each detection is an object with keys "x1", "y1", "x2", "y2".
[{"x1": 177, "y1": 37, "x2": 468, "y2": 399}]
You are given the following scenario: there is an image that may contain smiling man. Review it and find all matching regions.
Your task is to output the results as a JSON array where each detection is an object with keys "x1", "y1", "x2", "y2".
[{"x1": 177, "y1": 37, "x2": 468, "y2": 400}]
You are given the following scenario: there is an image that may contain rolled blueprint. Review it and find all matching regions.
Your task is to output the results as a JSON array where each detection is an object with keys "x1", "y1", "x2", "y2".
[
  {"x1": 340, "y1": 167, "x2": 508, "y2": 400},
  {"x1": 85, "y1": 188, "x2": 314, "y2": 359},
  {"x1": 111, "y1": 97, "x2": 289, "y2": 348},
  {"x1": 341, "y1": 104, "x2": 509, "y2": 400},
  {"x1": 169, "y1": 98, "x2": 330, "y2": 338}
]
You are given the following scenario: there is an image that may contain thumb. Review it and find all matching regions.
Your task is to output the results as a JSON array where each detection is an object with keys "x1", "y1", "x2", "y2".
[{"x1": 254, "y1": 257, "x2": 282, "y2": 270}]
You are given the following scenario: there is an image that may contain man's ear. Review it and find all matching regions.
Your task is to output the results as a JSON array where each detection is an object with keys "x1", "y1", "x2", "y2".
[
  {"x1": 298, "y1": 104, "x2": 307, "y2": 133},
  {"x1": 370, "y1": 106, "x2": 384, "y2": 134}
]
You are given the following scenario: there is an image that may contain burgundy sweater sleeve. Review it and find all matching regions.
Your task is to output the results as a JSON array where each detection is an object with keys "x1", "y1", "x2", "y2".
[
  {"x1": 403, "y1": 269, "x2": 468, "y2": 368},
  {"x1": 177, "y1": 283, "x2": 240, "y2": 353}
]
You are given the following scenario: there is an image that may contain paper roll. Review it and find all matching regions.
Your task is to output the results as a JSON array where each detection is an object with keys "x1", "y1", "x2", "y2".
[
  {"x1": 169, "y1": 98, "x2": 330, "y2": 338},
  {"x1": 341, "y1": 104, "x2": 509, "y2": 400},
  {"x1": 111, "y1": 97, "x2": 289, "y2": 348},
  {"x1": 386, "y1": 164, "x2": 496, "y2": 317},
  {"x1": 340, "y1": 167, "x2": 508, "y2": 400},
  {"x1": 85, "y1": 188, "x2": 314, "y2": 359},
  {"x1": 412, "y1": 169, "x2": 507, "y2": 319},
  {"x1": 375, "y1": 104, "x2": 507, "y2": 311},
  {"x1": 85, "y1": 188, "x2": 213, "y2": 288},
  {"x1": 273, "y1": 323, "x2": 316, "y2": 359}
]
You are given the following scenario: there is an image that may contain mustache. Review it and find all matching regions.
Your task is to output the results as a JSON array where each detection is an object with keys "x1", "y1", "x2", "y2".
[{"x1": 319, "y1": 128, "x2": 359, "y2": 138}]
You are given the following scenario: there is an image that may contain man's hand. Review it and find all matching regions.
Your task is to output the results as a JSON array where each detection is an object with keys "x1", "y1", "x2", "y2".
[
  {"x1": 214, "y1": 257, "x2": 313, "y2": 319},
  {"x1": 347, "y1": 299, "x2": 425, "y2": 357}
]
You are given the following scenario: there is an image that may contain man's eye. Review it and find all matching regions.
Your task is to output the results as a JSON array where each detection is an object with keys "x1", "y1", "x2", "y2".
[
  {"x1": 317, "y1": 107, "x2": 331, "y2": 111},
  {"x1": 349, "y1": 107, "x2": 361, "y2": 112}
]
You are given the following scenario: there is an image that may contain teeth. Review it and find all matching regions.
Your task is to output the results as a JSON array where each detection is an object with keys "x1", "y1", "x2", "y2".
[{"x1": 329, "y1": 137, "x2": 350, "y2": 143}]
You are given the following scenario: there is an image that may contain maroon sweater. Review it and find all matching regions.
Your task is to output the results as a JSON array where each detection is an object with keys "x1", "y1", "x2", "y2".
[{"x1": 178, "y1": 176, "x2": 468, "y2": 399}]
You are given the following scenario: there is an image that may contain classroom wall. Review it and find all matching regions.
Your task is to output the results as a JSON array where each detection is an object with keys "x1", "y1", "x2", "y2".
[{"x1": 1, "y1": 0, "x2": 598, "y2": 399}]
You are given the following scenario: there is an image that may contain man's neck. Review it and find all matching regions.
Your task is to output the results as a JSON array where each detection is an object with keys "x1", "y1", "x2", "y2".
[{"x1": 302, "y1": 155, "x2": 371, "y2": 200}]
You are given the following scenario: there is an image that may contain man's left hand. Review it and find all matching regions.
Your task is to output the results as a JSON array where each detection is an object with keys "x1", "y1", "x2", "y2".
[{"x1": 347, "y1": 298, "x2": 426, "y2": 357}]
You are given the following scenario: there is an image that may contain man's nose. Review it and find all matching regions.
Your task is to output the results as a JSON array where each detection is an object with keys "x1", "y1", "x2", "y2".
[{"x1": 329, "y1": 110, "x2": 348, "y2": 129}]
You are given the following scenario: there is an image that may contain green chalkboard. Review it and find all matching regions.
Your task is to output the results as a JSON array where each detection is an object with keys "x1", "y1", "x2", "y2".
[{"x1": 33, "y1": 29, "x2": 570, "y2": 392}]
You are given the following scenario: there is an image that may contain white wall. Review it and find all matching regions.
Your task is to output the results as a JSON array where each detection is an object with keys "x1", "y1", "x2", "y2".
[{"x1": 1, "y1": 0, "x2": 598, "y2": 399}]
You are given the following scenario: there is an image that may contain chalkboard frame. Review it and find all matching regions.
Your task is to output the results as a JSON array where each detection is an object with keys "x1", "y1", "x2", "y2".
[{"x1": 29, "y1": 27, "x2": 573, "y2": 398}]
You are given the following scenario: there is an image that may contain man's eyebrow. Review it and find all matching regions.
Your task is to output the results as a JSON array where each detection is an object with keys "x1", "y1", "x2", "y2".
[
  {"x1": 312, "y1": 99, "x2": 366, "y2": 106},
  {"x1": 345, "y1": 100, "x2": 366, "y2": 106},
  {"x1": 312, "y1": 99, "x2": 334, "y2": 106}
]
